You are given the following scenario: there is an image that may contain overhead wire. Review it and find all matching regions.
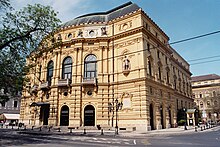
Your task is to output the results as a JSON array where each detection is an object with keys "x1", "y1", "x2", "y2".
[
  {"x1": 187, "y1": 55, "x2": 220, "y2": 62},
  {"x1": 190, "y1": 59, "x2": 220, "y2": 65},
  {"x1": 27, "y1": 29, "x2": 220, "y2": 75}
]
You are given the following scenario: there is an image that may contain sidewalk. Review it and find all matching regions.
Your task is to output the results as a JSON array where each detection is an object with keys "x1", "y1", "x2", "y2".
[
  {"x1": 1, "y1": 124, "x2": 219, "y2": 138},
  {"x1": 119, "y1": 126, "x2": 196, "y2": 137},
  {"x1": 120, "y1": 125, "x2": 219, "y2": 137}
]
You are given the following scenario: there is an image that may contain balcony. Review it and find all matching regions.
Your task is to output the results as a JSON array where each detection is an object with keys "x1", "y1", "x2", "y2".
[
  {"x1": 122, "y1": 69, "x2": 130, "y2": 75},
  {"x1": 58, "y1": 79, "x2": 71, "y2": 87},
  {"x1": 40, "y1": 81, "x2": 50, "y2": 90},
  {"x1": 82, "y1": 77, "x2": 97, "y2": 86}
]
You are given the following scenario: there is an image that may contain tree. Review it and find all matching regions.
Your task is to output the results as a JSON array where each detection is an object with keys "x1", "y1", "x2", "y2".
[
  {"x1": 0, "y1": 1, "x2": 61, "y2": 102},
  {"x1": 0, "y1": 0, "x2": 11, "y2": 10}
]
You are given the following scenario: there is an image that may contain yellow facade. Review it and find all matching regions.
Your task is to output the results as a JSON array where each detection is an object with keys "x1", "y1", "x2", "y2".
[
  {"x1": 20, "y1": 2, "x2": 193, "y2": 131},
  {"x1": 192, "y1": 74, "x2": 220, "y2": 122}
]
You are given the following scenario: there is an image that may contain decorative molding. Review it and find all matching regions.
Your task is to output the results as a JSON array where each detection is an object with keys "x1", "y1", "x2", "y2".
[
  {"x1": 61, "y1": 49, "x2": 75, "y2": 55},
  {"x1": 84, "y1": 47, "x2": 99, "y2": 53},
  {"x1": 118, "y1": 20, "x2": 132, "y2": 31},
  {"x1": 115, "y1": 37, "x2": 141, "y2": 49}
]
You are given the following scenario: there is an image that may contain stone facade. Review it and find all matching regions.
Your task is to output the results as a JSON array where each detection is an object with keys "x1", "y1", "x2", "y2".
[
  {"x1": 20, "y1": 2, "x2": 193, "y2": 131},
  {"x1": 192, "y1": 74, "x2": 220, "y2": 122},
  {"x1": 0, "y1": 89, "x2": 20, "y2": 114}
]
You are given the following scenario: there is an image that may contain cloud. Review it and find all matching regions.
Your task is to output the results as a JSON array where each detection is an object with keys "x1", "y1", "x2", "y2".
[{"x1": 11, "y1": 0, "x2": 91, "y2": 22}]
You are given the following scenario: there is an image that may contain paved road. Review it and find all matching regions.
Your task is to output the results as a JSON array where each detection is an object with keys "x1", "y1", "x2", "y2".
[
  {"x1": 0, "y1": 127, "x2": 219, "y2": 146},
  {"x1": 148, "y1": 127, "x2": 220, "y2": 147},
  {"x1": 0, "y1": 129, "x2": 136, "y2": 147}
]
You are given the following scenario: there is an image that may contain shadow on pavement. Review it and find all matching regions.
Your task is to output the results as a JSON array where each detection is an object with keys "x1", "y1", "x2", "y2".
[{"x1": 0, "y1": 129, "x2": 73, "y2": 147}]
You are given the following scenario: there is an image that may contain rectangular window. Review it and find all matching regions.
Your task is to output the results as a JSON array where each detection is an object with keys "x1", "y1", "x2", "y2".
[
  {"x1": 157, "y1": 50, "x2": 160, "y2": 59},
  {"x1": 39, "y1": 65, "x2": 42, "y2": 81},
  {"x1": 174, "y1": 79, "x2": 177, "y2": 89},
  {"x1": 167, "y1": 71, "x2": 169, "y2": 84},
  {"x1": 176, "y1": 99, "x2": 178, "y2": 110},
  {"x1": 158, "y1": 67, "x2": 161, "y2": 80},
  {"x1": 147, "y1": 43, "x2": 150, "y2": 51},
  {"x1": 149, "y1": 86, "x2": 153, "y2": 95},
  {"x1": 14, "y1": 101, "x2": 18, "y2": 108},
  {"x1": 200, "y1": 94, "x2": 202, "y2": 98}
]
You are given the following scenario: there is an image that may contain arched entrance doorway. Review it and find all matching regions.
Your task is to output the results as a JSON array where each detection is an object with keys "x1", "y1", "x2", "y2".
[
  {"x1": 149, "y1": 104, "x2": 155, "y2": 130},
  {"x1": 60, "y1": 105, "x2": 69, "y2": 126},
  {"x1": 84, "y1": 105, "x2": 95, "y2": 126},
  {"x1": 160, "y1": 105, "x2": 165, "y2": 129}
]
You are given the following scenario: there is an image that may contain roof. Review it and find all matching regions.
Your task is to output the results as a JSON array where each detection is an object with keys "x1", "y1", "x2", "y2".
[
  {"x1": 1, "y1": 113, "x2": 20, "y2": 120},
  {"x1": 191, "y1": 74, "x2": 220, "y2": 82},
  {"x1": 60, "y1": 2, "x2": 140, "y2": 27}
]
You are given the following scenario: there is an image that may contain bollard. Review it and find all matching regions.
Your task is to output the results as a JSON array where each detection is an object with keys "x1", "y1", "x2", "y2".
[
  {"x1": 24, "y1": 125, "x2": 26, "y2": 130},
  {"x1": 12, "y1": 125, "x2": 13, "y2": 129},
  {"x1": 101, "y1": 129, "x2": 104, "y2": 135},
  {"x1": 58, "y1": 128, "x2": 61, "y2": 132},
  {"x1": 70, "y1": 128, "x2": 72, "y2": 133},
  {"x1": 84, "y1": 129, "x2": 86, "y2": 135},
  {"x1": 39, "y1": 126, "x2": 42, "y2": 131},
  {"x1": 195, "y1": 126, "x2": 197, "y2": 132},
  {"x1": 201, "y1": 126, "x2": 203, "y2": 131},
  {"x1": 204, "y1": 126, "x2": 206, "y2": 130},
  {"x1": 48, "y1": 127, "x2": 51, "y2": 132},
  {"x1": 32, "y1": 126, "x2": 34, "y2": 130}
]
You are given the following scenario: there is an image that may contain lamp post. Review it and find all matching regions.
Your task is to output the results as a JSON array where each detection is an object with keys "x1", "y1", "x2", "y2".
[
  {"x1": 195, "y1": 109, "x2": 199, "y2": 126},
  {"x1": 108, "y1": 98, "x2": 123, "y2": 135},
  {"x1": 183, "y1": 107, "x2": 187, "y2": 130},
  {"x1": 214, "y1": 113, "x2": 217, "y2": 125}
]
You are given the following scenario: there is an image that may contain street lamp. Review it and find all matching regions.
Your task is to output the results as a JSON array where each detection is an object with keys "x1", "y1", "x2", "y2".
[
  {"x1": 183, "y1": 107, "x2": 187, "y2": 130},
  {"x1": 214, "y1": 113, "x2": 217, "y2": 125},
  {"x1": 108, "y1": 98, "x2": 123, "y2": 135},
  {"x1": 195, "y1": 109, "x2": 199, "y2": 126}
]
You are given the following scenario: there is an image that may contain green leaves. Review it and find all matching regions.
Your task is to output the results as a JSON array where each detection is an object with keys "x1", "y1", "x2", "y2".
[
  {"x1": 0, "y1": 1, "x2": 61, "y2": 101},
  {"x1": 1, "y1": 3, "x2": 61, "y2": 53}
]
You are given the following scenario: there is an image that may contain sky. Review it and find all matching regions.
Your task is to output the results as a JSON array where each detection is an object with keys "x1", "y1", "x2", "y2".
[{"x1": 11, "y1": 0, "x2": 220, "y2": 77}]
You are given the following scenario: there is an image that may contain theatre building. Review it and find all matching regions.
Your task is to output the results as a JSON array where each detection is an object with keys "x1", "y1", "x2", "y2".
[{"x1": 20, "y1": 2, "x2": 193, "y2": 131}]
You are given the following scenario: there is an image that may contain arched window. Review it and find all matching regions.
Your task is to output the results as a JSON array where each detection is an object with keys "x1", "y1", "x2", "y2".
[
  {"x1": 207, "y1": 101, "x2": 210, "y2": 107},
  {"x1": 62, "y1": 57, "x2": 72, "y2": 79},
  {"x1": 47, "y1": 61, "x2": 54, "y2": 85},
  {"x1": 200, "y1": 102, "x2": 203, "y2": 108},
  {"x1": 213, "y1": 91, "x2": 216, "y2": 97},
  {"x1": 84, "y1": 54, "x2": 97, "y2": 79}
]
